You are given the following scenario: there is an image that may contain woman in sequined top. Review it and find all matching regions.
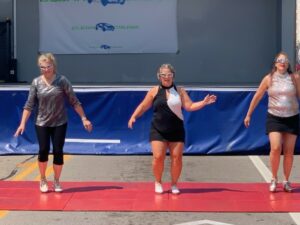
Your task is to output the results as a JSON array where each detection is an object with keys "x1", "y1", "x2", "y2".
[
  {"x1": 14, "y1": 53, "x2": 93, "y2": 193},
  {"x1": 244, "y1": 52, "x2": 300, "y2": 193},
  {"x1": 128, "y1": 64, "x2": 217, "y2": 194}
]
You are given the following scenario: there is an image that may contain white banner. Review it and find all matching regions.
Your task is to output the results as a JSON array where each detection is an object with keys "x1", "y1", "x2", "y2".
[{"x1": 39, "y1": 0, "x2": 178, "y2": 54}]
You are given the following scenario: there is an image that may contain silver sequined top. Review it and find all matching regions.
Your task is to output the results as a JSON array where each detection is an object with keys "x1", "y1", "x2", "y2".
[
  {"x1": 268, "y1": 72, "x2": 299, "y2": 117},
  {"x1": 24, "y1": 74, "x2": 81, "y2": 127}
]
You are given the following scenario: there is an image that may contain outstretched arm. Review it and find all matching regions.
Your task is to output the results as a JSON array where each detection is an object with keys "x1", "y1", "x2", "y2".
[
  {"x1": 244, "y1": 75, "x2": 269, "y2": 128},
  {"x1": 128, "y1": 87, "x2": 157, "y2": 129},
  {"x1": 180, "y1": 88, "x2": 217, "y2": 112}
]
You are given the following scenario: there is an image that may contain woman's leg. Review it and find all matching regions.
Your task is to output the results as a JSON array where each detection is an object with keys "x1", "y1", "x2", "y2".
[
  {"x1": 169, "y1": 142, "x2": 184, "y2": 186},
  {"x1": 269, "y1": 132, "x2": 283, "y2": 181},
  {"x1": 51, "y1": 124, "x2": 67, "y2": 192},
  {"x1": 35, "y1": 125, "x2": 50, "y2": 179},
  {"x1": 53, "y1": 164, "x2": 63, "y2": 180},
  {"x1": 282, "y1": 132, "x2": 297, "y2": 181},
  {"x1": 151, "y1": 141, "x2": 167, "y2": 184},
  {"x1": 35, "y1": 125, "x2": 51, "y2": 192},
  {"x1": 38, "y1": 161, "x2": 48, "y2": 179},
  {"x1": 51, "y1": 124, "x2": 67, "y2": 181}
]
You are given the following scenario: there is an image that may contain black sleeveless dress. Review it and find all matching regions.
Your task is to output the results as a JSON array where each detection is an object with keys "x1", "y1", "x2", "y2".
[{"x1": 150, "y1": 84, "x2": 185, "y2": 142}]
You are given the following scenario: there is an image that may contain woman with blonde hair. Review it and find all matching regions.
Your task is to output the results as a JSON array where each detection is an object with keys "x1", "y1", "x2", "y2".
[{"x1": 15, "y1": 53, "x2": 92, "y2": 193}]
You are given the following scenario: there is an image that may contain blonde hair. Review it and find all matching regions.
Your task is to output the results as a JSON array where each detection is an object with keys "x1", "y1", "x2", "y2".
[{"x1": 37, "y1": 53, "x2": 57, "y2": 73}]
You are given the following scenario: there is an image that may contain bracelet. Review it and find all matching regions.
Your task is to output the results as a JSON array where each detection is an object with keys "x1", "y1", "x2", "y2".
[{"x1": 81, "y1": 116, "x2": 87, "y2": 121}]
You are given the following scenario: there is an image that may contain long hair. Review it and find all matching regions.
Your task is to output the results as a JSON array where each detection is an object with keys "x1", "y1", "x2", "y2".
[{"x1": 270, "y1": 52, "x2": 293, "y2": 76}]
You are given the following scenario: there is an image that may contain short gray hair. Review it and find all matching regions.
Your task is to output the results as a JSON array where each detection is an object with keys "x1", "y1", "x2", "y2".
[{"x1": 157, "y1": 63, "x2": 176, "y2": 76}]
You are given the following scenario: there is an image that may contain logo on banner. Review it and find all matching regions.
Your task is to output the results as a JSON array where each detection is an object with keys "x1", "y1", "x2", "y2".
[
  {"x1": 95, "y1": 23, "x2": 115, "y2": 32},
  {"x1": 89, "y1": 43, "x2": 123, "y2": 51},
  {"x1": 101, "y1": 0, "x2": 126, "y2": 6},
  {"x1": 89, "y1": 43, "x2": 122, "y2": 51},
  {"x1": 87, "y1": 0, "x2": 126, "y2": 6},
  {"x1": 100, "y1": 44, "x2": 111, "y2": 49},
  {"x1": 72, "y1": 23, "x2": 138, "y2": 32}
]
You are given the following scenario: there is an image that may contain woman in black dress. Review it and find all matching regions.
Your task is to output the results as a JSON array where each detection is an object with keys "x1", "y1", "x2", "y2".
[{"x1": 128, "y1": 64, "x2": 217, "y2": 194}]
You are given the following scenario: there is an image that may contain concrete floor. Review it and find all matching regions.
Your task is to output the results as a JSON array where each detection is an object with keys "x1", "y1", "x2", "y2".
[{"x1": 0, "y1": 154, "x2": 300, "y2": 225}]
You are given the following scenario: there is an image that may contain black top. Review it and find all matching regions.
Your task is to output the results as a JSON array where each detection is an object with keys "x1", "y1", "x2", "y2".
[{"x1": 151, "y1": 85, "x2": 184, "y2": 135}]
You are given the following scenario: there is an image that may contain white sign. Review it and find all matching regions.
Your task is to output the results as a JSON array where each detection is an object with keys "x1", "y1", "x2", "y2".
[{"x1": 39, "y1": 0, "x2": 178, "y2": 54}]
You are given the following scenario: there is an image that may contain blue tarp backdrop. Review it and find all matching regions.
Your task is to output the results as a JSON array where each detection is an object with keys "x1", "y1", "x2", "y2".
[{"x1": 1, "y1": 87, "x2": 298, "y2": 155}]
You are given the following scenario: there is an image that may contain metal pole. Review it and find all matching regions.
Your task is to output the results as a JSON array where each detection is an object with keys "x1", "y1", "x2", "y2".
[{"x1": 13, "y1": 0, "x2": 16, "y2": 59}]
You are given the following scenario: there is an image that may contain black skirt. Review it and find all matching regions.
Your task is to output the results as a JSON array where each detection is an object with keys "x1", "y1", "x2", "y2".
[
  {"x1": 149, "y1": 126, "x2": 185, "y2": 142},
  {"x1": 266, "y1": 113, "x2": 299, "y2": 135}
]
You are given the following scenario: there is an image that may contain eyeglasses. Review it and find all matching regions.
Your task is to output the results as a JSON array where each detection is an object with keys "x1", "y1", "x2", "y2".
[
  {"x1": 275, "y1": 58, "x2": 289, "y2": 64},
  {"x1": 159, "y1": 73, "x2": 174, "y2": 78},
  {"x1": 39, "y1": 65, "x2": 53, "y2": 70}
]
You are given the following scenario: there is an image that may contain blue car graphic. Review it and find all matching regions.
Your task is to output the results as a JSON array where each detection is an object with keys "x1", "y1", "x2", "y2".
[
  {"x1": 101, "y1": 0, "x2": 125, "y2": 6},
  {"x1": 95, "y1": 23, "x2": 115, "y2": 32},
  {"x1": 100, "y1": 44, "x2": 111, "y2": 50}
]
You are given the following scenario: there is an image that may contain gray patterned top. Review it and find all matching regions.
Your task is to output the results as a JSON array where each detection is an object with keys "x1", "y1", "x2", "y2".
[{"x1": 24, "y1": 74, "x2": 81, "y2": 127}]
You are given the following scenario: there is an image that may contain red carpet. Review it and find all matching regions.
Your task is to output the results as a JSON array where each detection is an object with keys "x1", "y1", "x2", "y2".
[{"x1": 0, "y1": 181, "x2": 300, "y2": 212}]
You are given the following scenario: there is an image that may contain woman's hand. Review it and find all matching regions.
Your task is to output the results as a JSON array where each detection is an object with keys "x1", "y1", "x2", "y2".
[
  {"x1": 128, "y1": 117, "x2": 136, "y2": 129},
  {"x1": 203, "y1": 94, "x2": 217, "y2": 105},
  {"x1": 14, "y1": 124, "x2": 25, "y2": 137},
  {"x1": 244, "y1": 115, "x2": 251, "y2": 128},
  {"x1": 82, "y1": 119, "x2": 93, "y2": 132}
]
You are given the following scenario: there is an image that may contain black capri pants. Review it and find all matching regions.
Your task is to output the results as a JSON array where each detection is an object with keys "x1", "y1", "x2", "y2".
[{"x1": 35, "y1": 123, "x2": 67, "y2": 165}]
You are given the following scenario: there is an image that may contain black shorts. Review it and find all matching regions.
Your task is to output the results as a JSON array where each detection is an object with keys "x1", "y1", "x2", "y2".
[
  {"x1": 150, "y1": 126, "x2": 185, "y2": 142},
  {"x1": 266, "y1": 113, "x2": 299, "y2": 135}
]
